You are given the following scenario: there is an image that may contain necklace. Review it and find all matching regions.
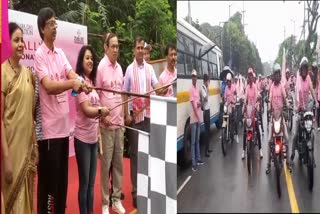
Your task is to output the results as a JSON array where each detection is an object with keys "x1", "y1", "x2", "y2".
[{"x1": 8, "y1": 59, "x2": 20, "y2": 74}]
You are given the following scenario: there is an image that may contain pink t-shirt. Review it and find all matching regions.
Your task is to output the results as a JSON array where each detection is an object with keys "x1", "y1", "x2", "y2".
[
  {"x1": 34, "y1": 43, "x2": 72, "y2": 140},
  {"x1": 245, "y1": 83, "x2": 258, "y2": 106},
  {"x1": 297, "y1": 77, "x2": 311, "y2": 109},
  {"x1": 159, "y1": 67, "x2": 177, "y2": 97},
  {"x1": 96, "y1": 55, "x2": 124, "y2": 129},
  {"x1": 189, "y1": 85, "x2": 202, "y2": 124},
  {"x1": 224, "y1": 84, "x2": 236, "y2": 105},
  {"x1": 270, "y1": 83, "x2": 284, "y2": 115},
  {"x1": 75, "y1": 78, "x2": 100, "y2": 143},
  {"x1": 317, "y1": 79, "x2": 320, "y2": 101}
]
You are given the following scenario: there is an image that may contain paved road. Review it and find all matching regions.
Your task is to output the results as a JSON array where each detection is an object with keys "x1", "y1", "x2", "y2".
[{"x1": 177, "y1": 106, "x2": 320, "y2": 213}]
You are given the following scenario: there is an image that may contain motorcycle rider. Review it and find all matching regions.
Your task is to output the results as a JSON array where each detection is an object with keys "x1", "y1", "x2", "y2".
[
  {"x1": 224, "y1": 73, "x2": 239, "y2": 143},
  {"x1": 265, "y1": 64, "x2": 290, "y2": 174},
  {"x1": 242, "y1": 68, "x2": 263, "y2": 159},
  {"x1": 290, "y1": 57, "x2": 319, "y2": 164}
]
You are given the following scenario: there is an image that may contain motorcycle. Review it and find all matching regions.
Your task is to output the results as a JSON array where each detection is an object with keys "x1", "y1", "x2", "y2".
[
  {"x1": 284, "y1": 94, "x2": 294, "y2": 132},
  {"x1": 269, "y1": 112, "x2": 288, "y2": 198},
  {"x1": 221, "y1": 103, "x2": 236, "y2": 156},
  {"x1": 244, "y1": 105, "x2": 258, "y2": 175},
  {"x1": 235, "y1": 96, "x2": 243, "y2": 127},
  {"x1": 293, "y1": 109, "x2": 315, "y2": 191}
]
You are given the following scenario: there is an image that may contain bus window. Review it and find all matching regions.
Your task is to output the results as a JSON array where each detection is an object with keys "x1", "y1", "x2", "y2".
[
  {"x1": 184, "y1": 36, "x2": 195, "y2": 55},
  {"x1": 202, "y1": 60, "x2": 209, "y2": 76},
  {"x1": 185, "y1": 55, "x2": 194, "y2": 75},
  {"x1": 177, "y1": 52, "x2": 185, "y2": 76},
  {"x1": 209, "y1": 51, "x2": 217, "y2": 64},
  {"x1": 195, "y1": 58, "x2": 202, "y2": 75},
  {"x1": 212, "y1": 63, "x2": 218, "y2": 79}
]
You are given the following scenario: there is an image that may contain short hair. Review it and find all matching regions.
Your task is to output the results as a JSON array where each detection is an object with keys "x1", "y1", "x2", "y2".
[
  {"x1": 9, "y1": 22, "x2": 23, "y2": 38},
  {"x1": 104, "y1": 33, "x2": 117, "y2": 47},
  {"x1": 134, "y1": 36, "x2": 144, "y2": 48},
  {"x1": 203, "y1": 73, "x2": 209, "y2": 81},
  {"x1": 165, "y1": 43, "x2": 176, "y2": 56},
  {"x1": 37, "y1": 7, "x2": 56, "y2": 40}
]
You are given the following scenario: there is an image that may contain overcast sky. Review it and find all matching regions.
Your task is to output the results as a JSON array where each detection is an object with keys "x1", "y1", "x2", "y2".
[{"x1": 177, "y1": 0, "x2": 319, "y2": 63}]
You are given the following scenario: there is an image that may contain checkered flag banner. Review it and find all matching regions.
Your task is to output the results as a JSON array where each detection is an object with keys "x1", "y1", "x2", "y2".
[{"x1": 137, "y1": 95, "x2": 177, "y2": 214}]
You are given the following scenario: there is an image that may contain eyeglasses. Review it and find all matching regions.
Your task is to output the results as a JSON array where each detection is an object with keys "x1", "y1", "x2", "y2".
[{"x1": 45, "y1": 20, "x2": 58, "y2": 28}]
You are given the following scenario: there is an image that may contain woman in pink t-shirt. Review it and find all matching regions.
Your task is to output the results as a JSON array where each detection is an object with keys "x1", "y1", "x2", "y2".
[{"x1": 74, "y1": 46, "x2": 109, "y2": 214}]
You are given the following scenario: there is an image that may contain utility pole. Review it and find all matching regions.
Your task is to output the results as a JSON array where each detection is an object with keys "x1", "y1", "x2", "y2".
[
  {"x1": 188, "y1": 0, "x2": 192, "y2": 24},
  {"x1": 290, "y1": 19, "x2": 296, "y2": 38},
  {"x1": 242, "y1": 0, "x2": 246, "y2": 33},
  {"x1": 229, "y1": 3, "x2": 233, "y2": 67}
]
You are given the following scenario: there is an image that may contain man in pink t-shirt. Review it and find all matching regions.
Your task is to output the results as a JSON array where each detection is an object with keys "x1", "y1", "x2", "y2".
[
  {"x1": 159, "y1": 43, "x2": 177, "y2": 97},
  {"x1": 96, "y1": 33, "x2": 128, "y2": 214},
  {"x1": 34, "y1": 7, "x2": 90, "y2": 214},
  {"x1": 189, "y1": 69, "x2": 203, "y2": 171},
  {"x1": 224, "y1": 73, "x2": 239, "y2": 143},
  {"x1": 241, "y1": 68, "x2": 263, "y2": 159},
  {"x1": 266, "y1": 64, "x2": 289, "y2": 174},
  {"x1": 290, "y1": 58, "x2": 318, "y2": 163}
]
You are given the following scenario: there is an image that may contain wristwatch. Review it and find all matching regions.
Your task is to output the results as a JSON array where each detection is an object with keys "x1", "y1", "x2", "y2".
[{"x1": 98, "y1": 107, "x2": 102, "y2": 116}]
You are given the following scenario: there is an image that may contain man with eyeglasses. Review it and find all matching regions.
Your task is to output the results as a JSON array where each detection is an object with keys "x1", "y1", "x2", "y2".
[
  {"x1": 96, "y1": 32, "x2": 129, "y2": 214},
  {"x1": 34, "y1": 7, "x2": 90, "y2": 214}
]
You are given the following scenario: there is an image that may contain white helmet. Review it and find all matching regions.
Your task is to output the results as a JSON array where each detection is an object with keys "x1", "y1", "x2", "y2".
[
  {"x1": 226, "y1": 73, "x2": 232, "y2": 80},
  {"x1": 300, "y1": 56, "x2": 308, "y2": 67},
  {"x1": 273, "y1": 63, "x2": 281, "y2": 71}
]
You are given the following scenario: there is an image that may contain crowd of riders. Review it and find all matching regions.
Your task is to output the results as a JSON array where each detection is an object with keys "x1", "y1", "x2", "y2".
[{"x1": 220, "y1": 56, "x2": 319, "y2": 174}]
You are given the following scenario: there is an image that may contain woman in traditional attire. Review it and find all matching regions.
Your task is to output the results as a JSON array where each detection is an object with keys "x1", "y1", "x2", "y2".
[{"x1": 1, "y1": 22, "x2": 38, "y2": 214}]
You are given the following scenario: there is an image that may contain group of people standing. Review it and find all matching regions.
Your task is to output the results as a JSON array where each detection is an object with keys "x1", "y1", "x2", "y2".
[{"x1": 1, "y1": 6, "x2": 177, "y2": 214}]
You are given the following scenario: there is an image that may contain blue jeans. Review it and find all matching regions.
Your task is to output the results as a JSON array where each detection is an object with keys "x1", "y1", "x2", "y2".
[
  {"x1": 191, "y1": 122, "x2": 201, "y2": 167},
  {"x1": 75, "y1": 138, "x2": 98, "y2": 214}
]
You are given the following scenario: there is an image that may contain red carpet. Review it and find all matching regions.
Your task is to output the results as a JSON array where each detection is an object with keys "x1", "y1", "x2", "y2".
[{"x1": 34, "y1": 156, "x2": 135, "y2": 214}]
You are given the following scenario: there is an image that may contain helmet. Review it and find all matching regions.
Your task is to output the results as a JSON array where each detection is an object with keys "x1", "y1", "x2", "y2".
[
  {"x1": 226, "y1": 73, "x2": 232, "y2": 80},
  {"x1": 273, "y1": 63, "x2": 281, "y2": 72},
  {"x1": 299, "y1": 56, "x2": 308, "y2": 73},
  {"x1": 300, "y1": 56, "x2": 308, "y2": 67}
]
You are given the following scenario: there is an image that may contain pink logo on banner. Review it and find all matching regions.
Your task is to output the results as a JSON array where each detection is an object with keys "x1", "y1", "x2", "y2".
[{"x1": 1, "y1": 0, "x2": 12, "y2": 63}]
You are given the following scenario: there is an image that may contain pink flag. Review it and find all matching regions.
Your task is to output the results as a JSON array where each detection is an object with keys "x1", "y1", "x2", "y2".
[{"x1": 1, "y1": 0, "x2": 12, "y2": 64}]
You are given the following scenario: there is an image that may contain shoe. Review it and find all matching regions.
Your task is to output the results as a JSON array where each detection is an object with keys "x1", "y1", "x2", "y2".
[
  {"x1": 236, "y1": 135, "x2": 239, "y2": 143},
  {"x1": 133, "y1": 198, "x2": 137, "y2": 208},
  {"x1": 192, "y1": 166, "x2": 199, "y2": 172},
  {"x1": 241, "y1": 150, "x2": 245, "y2": 160},
  {"x1": 260, "y1": 149, "x2": 263, "y2": 159},
  {"x1": 197, "y1": 160, "x2": 204, "y2": 165},
  {"x1": 266, "y1": 164, "x2": 271, "y2": 174},
  {"x1": 205, "y1": 151, "x2": 210, "y2": 157},
  {"x1": 112, "y1": 200, "x2": 126, "y2": 214},
  {"x1": 102, "y1": 205, "x2": 110, "y2": 214}
]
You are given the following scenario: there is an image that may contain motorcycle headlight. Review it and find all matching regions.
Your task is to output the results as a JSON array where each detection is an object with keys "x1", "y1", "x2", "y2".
[
  {"x1": 304, "y1": 120, "x2": 313, "y2": 132},
  {"x1": 224, "y1": 105, "x2": 228, "y2": 114},
  {"x1": 274, "y1": 120, "x2": 281, "y2": 134},
  {"x1": 246, "y1": 118, "x2": 252, "y2": 127}
]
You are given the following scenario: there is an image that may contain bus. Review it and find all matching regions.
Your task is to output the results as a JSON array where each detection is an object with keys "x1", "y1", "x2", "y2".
[{"x1": 177, "y1": 17, "x2": 223, "y2": 166}]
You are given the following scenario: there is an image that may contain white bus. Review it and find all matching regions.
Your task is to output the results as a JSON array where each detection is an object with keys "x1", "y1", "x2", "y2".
[{"x1": 177, "y1": 17, "x2": 223, "y2": 166}]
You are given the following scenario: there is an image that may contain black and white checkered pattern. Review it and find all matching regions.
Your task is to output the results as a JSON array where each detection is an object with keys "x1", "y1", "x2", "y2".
[{"x1": 137, "y1": 95, "x2": 177, "y2": 214}]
